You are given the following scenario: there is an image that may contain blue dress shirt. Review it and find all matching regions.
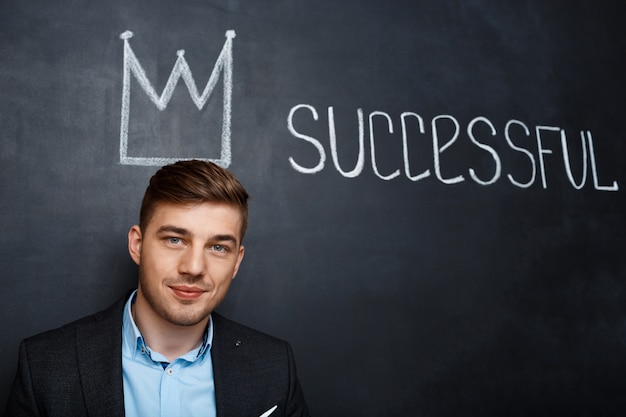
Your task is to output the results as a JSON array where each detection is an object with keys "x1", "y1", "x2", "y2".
[{"x1": 121, "y1": 291, "x2": 217, "y2": 417}]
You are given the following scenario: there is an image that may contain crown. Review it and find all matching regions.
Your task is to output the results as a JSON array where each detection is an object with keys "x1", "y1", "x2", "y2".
[{"x1": 119, "y1": 30, "x2": 236, "y2": 167}]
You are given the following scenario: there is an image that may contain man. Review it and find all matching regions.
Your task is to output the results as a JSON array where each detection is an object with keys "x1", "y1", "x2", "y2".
[{"x1": 5, "y1": 160, "x2": 310, "y2": 417}]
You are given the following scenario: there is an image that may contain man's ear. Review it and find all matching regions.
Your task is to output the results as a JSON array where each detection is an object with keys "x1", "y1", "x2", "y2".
[{"x1": 128, "y1": 225, "x2": 143, "y2": 266}]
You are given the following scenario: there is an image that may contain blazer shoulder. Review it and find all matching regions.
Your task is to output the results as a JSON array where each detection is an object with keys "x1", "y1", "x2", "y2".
[{"x1": 7, "y1": 293, "x2": 130, "y2": 417}]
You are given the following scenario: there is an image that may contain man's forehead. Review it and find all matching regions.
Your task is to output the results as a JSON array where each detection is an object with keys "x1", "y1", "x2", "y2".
[{"x1": 147, "y1": 201, "x2": 244, "y2": 238}]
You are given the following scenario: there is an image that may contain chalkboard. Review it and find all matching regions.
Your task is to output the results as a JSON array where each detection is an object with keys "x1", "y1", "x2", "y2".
[{"x1": 1, "y1": 0, "x2": 625, "y2": 415}]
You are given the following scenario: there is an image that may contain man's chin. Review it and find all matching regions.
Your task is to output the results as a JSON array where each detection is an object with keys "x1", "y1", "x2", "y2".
[{"x1": 162, "y1": 306, "x2": 212, "y2": 327}]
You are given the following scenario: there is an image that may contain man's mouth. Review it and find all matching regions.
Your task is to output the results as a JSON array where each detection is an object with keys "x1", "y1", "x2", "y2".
[{"x1": 169, "y1": 286, "x2": 205, "y2": 300}]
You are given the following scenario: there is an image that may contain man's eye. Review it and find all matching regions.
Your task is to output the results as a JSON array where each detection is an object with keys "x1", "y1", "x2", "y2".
[
  {"x1": 168, "y1": 237, "x2": 182, "y2": 245},
  {"x1": 212, "y1": 245, "x2": 226, "y2": 252}
]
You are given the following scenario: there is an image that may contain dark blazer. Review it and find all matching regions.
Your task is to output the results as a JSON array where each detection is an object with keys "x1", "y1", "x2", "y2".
[{"x1": 5, "y1": 294, "x2": 310, "y2": 417}]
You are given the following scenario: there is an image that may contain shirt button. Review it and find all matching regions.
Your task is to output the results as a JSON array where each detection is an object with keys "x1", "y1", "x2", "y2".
[{"x1": 167, "y1": 368, "x2": 174, "y2": 376}]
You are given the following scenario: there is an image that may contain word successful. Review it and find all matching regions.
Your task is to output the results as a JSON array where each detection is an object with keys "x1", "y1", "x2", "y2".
[{"x1": 287, "y1": 104, "x2": 619, "y2": 191}]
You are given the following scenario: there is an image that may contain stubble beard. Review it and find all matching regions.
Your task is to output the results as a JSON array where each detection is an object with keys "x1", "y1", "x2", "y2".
[{"x1": 138, "y1": 266, "x2": 213, "y2": 327}]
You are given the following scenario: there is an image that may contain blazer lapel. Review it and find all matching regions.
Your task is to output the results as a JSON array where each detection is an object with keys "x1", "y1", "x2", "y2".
[
  {"x1": 75, "y1": 295, "x2": 127, "y2": 417},
  {"x1": 212, "y1": 313, "x2": 245, "y2": 416},
  {"x1": 211, "y1": 313, "x2": 285, "y2": 417},
  {"x1": 212, "y1": 313, "x2": 269, "y2": 417}
]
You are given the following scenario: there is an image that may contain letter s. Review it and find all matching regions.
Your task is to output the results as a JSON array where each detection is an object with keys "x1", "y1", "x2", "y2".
[
  {"x1": 287, "y1": 104, "x2": 326, "y2": 174},
  {"x1": 468, "y1": 116, "x2": 501, "y2": 185}
]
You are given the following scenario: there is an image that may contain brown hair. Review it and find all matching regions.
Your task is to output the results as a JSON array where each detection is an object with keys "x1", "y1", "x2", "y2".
[{"x1": 139, "y1": 160, "x2": 249, "y2": 241}]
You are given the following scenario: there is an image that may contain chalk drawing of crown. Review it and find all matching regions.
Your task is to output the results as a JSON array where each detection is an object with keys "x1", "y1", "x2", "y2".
[{"x1": 119, "y1": 30, "x2": 236, "y2": 167}]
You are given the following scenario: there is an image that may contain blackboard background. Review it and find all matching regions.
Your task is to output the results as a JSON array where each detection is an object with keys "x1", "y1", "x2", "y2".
[{"x1": 2, "y1": 1, "x2": 626, "y2": 415}]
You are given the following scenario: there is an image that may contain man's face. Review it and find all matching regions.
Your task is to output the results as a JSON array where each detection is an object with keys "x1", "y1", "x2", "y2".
[{"x1": 128, "y1": 201, "x2": 245, "y2": 328}]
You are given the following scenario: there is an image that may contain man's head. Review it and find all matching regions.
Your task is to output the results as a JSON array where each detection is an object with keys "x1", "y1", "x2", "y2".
[
  {"x1": 139, "y1": 159, "x2": 248, "y2": 242},
  {"x1": 128, "y1": 160, "x2": 249, "y2": 332}
]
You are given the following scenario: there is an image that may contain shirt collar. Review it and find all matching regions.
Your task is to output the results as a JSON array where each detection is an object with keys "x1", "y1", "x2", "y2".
[{"x1": 122, "y1": 290, "x2": 213, "y2": 363}]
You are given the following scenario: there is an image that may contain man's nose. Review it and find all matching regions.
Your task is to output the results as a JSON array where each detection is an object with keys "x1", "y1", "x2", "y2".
[{"x1": 179, "y1": 245, "x2": 206, "y2": 277}]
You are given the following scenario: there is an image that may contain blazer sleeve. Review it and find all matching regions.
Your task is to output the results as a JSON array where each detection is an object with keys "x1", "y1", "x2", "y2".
[
  {"x1": 285, "y1": 343, "x2": 310, "y2": 417},
  {"x1": 5, "y1": 340, "x2": 41, "y2": 417}
]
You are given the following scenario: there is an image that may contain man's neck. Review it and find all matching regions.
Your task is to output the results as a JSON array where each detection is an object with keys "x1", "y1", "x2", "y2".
[{"x1": 131, "y1": 299, "x2": 208, "y2": 362}]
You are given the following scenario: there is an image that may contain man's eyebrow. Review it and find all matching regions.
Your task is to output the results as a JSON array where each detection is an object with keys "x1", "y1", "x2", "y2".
[
  {"x1": 156, "y1": 225, "x2": 191, "y2": 236},
  {"x1": 209, "y1": 234, "x2": 239, "y2": 245},
  {"x1": 156, "y1": 227, "x2": 239, "y2": 245}
]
